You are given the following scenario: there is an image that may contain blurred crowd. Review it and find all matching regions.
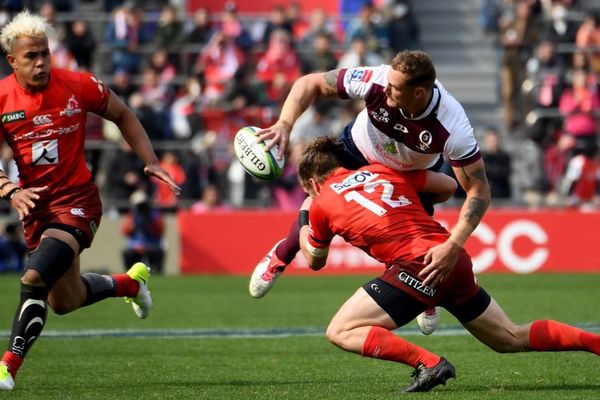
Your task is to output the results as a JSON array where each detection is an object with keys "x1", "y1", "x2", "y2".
[{"x1": 0, "y1": 0, "x2": 597, "y2": 214}]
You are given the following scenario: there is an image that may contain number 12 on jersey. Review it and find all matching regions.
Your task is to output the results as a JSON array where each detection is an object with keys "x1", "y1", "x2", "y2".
[{"x1": 343, "y1": 179, "x2": 412, "y2": 216}]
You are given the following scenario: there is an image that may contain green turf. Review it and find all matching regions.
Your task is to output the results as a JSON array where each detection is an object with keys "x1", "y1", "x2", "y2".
[{"x1": 0, "y1": 273, "x2": 599, "y2": 399}]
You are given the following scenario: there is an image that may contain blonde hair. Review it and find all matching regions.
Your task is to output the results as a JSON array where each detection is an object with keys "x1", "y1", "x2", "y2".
[{"x1": 0, "y1": 10, "x2": 53, "y2": 54}]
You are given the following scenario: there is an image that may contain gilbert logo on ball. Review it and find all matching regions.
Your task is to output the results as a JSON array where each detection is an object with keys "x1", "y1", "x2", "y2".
[{"x1": 234, "y1": 126, "x2": 285, "y2": 181}]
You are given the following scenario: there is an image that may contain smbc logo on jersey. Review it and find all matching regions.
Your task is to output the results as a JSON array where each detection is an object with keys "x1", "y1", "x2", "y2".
[{"x1": 1, "y1": 110, "x2": 26, "y2": 124}]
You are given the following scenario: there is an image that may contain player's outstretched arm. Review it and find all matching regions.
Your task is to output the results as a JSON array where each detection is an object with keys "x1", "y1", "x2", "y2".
[
  {"x1": 102, "y1": 91, "x2": 181, "y2": 195},
  {"x1": 259, "y1": 69, "x2": 343, "y2": 158},
  {"x1": 419, "y1": 159, "x2": 490, "y2": 287}
]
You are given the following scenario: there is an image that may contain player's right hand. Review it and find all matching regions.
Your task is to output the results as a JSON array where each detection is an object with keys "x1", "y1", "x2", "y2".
[
  {"x1": 256, "y1": 121, "x2": 292, "y2": 160},
  {"x1": 10, "y1": 186, "x2": 48, "y2": 221}
]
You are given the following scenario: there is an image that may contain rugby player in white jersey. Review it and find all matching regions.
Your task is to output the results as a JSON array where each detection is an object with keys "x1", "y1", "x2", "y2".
[{"x1": 249, "y1": 50, "x2": 491, "y2": 336}]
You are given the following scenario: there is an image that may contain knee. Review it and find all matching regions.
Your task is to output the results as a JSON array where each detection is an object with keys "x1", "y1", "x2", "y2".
[
  {"x1": 486, "y1": 325, "x2": 528, "y2": 353},
  {"x1": 325, "y1": 323, "x2": 350, "y2": 349},
  {"x1": 21, "y1": 269, "x2": 45, "y2": 287},
  {"x1": 47, "y1": 297, "x2": 78, "y2": 315}
]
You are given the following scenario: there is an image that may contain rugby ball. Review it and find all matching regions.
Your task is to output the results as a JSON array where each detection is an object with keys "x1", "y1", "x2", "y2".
[{"x1": 233, "y1": 126, "x2": 285, "y2": 181}]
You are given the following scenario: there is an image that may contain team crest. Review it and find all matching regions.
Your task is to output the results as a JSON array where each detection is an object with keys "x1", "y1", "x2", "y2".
[
  {"x1": 418, "y1": 130, "x2": 432, "y2": 151},
  {"x1": 60, "y1": 95, "x2": 82, "y2": 117},
  {"x1": 383, "y1": 141, "x2": 397, "y2": 155}
]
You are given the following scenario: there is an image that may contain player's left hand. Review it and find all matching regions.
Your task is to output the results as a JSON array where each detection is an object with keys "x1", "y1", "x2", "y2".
[
  {"x1": 144, "y1": 164, "x2": 181, "y2": 195},
  {"x1": 419, "y1": 239, "x2": 461, "y2": 287}
]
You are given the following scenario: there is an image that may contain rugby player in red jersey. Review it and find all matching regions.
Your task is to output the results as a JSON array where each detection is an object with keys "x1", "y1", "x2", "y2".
[
  {"x1": 294, "y1": 136, "x2": 600, "y2": 392},
  {"x1": 249, "y1": 51, "x2": 491, "y2": 336},
  {"x1": 0, "y1": 11, "x2": 180, "y2": 390}
]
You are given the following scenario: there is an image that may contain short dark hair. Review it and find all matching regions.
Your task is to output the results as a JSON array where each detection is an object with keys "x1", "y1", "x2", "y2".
[
  {"x1": 390, "y1": 50, "x2": 436, "y2": 89},
  {"x1": 298, "y1": 136, "x2": 345, "y2": 187}
]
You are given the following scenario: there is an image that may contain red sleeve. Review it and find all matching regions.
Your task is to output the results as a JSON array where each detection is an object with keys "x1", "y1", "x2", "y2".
[
  {"x1": 307, "y1": 200, "x2": 334, "y2": 249},
  {"x1": 401, "y1": 170, "x2": 427, "y2": 192},
  {"x1": 79, "y1": 72, "x2": 110, "y2": 115}
]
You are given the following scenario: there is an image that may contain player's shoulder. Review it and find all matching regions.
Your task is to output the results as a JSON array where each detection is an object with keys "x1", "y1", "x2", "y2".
[
  {"x1": 51, "y1": 67, "x2": 92, "y2": 83},
  {"x1": 344, "y1": 64, "x2": 389, "y2": 86},
  {"x1": 0, "y1": 74, "x2": 16, "y2": 96},
  {"x1": 434, "y1": 79, "x2": 472, "y2": 133}
]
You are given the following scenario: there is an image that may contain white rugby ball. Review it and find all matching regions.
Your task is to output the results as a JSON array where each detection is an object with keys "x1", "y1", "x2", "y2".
[{"x1": 233, "y1": 126, "x2": 285, "y2": 181}]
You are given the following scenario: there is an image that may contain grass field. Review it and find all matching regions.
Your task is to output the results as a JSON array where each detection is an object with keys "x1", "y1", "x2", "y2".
[{"x1": 1, "y1": 273, "x2": 600, "y2": 400}]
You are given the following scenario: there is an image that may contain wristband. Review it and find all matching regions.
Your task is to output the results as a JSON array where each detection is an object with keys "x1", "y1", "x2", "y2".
[
  {"x1": 4, "y1": 187, "x2": 21, "y2": 201},
  {"x1": 298, "y1": 210, "x2": 309, "y2": 227},
  {"x1": 0, "y1": 181, "x2": 13, "y2": 192}
]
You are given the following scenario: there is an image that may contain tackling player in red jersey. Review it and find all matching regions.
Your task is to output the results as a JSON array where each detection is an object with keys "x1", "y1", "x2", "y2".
[
  {"x1": 296, "y1": 136, "x2": 600, "y2": 393},
  {"x1": 0, "y1": 11, "x2": 180, "y2": 391}
]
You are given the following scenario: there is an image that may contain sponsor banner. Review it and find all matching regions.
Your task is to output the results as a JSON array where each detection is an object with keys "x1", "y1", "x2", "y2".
[{"x1": 178, "y1": 210, "x2": 600, "y2": 275}]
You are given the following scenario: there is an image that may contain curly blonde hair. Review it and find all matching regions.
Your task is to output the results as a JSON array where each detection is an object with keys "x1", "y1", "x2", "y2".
[{"x1": 0, "y1": 10, "x2": 53, "y2": 54}]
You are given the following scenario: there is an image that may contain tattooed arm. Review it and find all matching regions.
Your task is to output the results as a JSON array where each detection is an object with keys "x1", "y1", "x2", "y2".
[
  {"x1": 419, "y1": 158, "x2": 491, "y2": 287},
  {"x1": 448, "y1": 158, "x2": 491, "y2": 246},
  {"x1": 257, "y1": 69, "x2": 342, "y2": 156}
]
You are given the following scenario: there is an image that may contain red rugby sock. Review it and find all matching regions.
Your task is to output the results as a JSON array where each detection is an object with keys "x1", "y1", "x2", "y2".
[
  {"x1": 529, "y1": 320, "x2": 600, "y2": 355},
  {"x1": 2, "y1": 351, "x2": 23, "y2": 378},
  {"x1": 112, "y1": 274, "x2": 139, "y2": 298},
  {"x1": 362, "y1": 326, "x2": 440, "y2": 368}
]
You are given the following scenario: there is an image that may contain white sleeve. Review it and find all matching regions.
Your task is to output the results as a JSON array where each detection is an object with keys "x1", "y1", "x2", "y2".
[{"x1": 338, "y1": 65, "x2": 388, "y2": 100}]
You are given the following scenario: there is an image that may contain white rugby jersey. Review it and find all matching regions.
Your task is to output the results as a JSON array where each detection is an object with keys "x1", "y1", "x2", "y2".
[{"x1": 337, "y1": 65, "x2": 480, "y2": 171}]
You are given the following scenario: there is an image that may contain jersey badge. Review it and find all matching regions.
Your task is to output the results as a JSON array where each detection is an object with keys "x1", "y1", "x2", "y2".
[
  {"x1": 31, "y1": 140, "x2": 59, "y2": 165},
  {"x1": 330, "y1": 170, "x2": 378, "y2": 194},
  {"x1": 393, "y1": 123, "x2": 408, "y2": 133},
  {"x1": 350, "y1": 69, "x2": 373, "y2": 82},
  {"x1": 33, "y1": 114, "x2": 53, "y2": 126},
  {"x1": 60, "y1": 95, "x2": 82, "y2": 117},
  {"x1": 70, "y1": 208, "x2": 86, "y2": 217},
  {"x1": 90, "y1": 76, "x2": 104, "y2": 93},
  {"x1": 2, "y1": 110, "x2": 26, "y2": 124},
  {"x1": 370, "y1": 108, "x2": 390, "y2": 123},
  {"x1": 383, "y1": 141, "x2": 398, "y2": 155},
  {"x1": 418, "y1": 130, "x2": 432, "y2": 151}
]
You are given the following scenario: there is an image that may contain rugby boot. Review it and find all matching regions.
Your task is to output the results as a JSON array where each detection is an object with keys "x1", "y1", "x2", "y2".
[
  {"x1": 125, "y1": 262, "x2": 152, "y2": 319},
  {"x1": 249, "y1": 239, "x2": 287, "y2": 298},
  {"x1": 0, "y1": 363, "x2": 14, "y2": 391},
  {"x1": 403, "y1": 357, "x2": 456, "y2": 392}
]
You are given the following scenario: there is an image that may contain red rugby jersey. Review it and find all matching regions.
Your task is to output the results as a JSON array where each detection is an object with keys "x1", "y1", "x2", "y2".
[
  {"x1": 0, "y1": 68, "x2": 110, "y2": 195},
  {"x1": 307, "y1": 164, "x2": 450, "y2": 265}
]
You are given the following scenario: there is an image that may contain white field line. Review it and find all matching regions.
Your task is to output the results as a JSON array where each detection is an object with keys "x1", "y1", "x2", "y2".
[{"x1": 1, "y1": 324, "x2": 599, "y2": 339}]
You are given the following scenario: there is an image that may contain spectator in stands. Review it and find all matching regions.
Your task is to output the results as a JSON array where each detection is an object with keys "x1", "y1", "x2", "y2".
[
  {"x1": 543, "y1": 133, "x2": 574, "y2": 206},
  {"x1": 64, "y1": 19, "x2": 96, "y2": 71},
  {"x1": 337, "y1": 34, "x2": 384, "y2": 69},
  {"x1": 300, "y1": 31, "x2": 338, "y2": 74},
  {"x1": 290, "y1": 98, "x2": 337, "y2": 143},
  {"x1": 121, "y1": 190, "x2": 165, "y2": 274},
  {"x1": 171, "y1": 76, "x2": 204, "y2": 140},
  {"x1": 481, "y1": 127, "x2": 512, "y2": 199},
  {"x1": 148, "y1": 47, "x2": 177, "y2": 84},
  {"x1": 222, "y1": 66, "x2": 268, "y2": 111},
  {"x1": 522, "y1": 39, "x2": 565, "y2": 146},
  {"x1": 39, "y1": 2, "x2": 65, "y2": 41},
  {"x1": 256, "y1": 29, "x2": 301, "y2": 106},
  {"x1": 261, "y1": 5, "x2": 293, "y2": 46},
  {"x1": 499, "y1": 0, "x2": 539, "y2": 128},
  {"x1": 152, "y1": 151, "x2": 186, "y2": 211},
  {"x1": 100, "y1": 140, "x2": 150, "y2": 212},
  {"x1": 186, "y1": 7, "x2": 213, "y2": 46},
  {"x1": 110, "y1": 68, "x2": 136, "y2": 103},
  {"x1": 559, "y1": 144, "x2": 600, "y2": 209},
  {"x1": 270, "y1": 141, "x2": 306, "y2": 210},
  {"x1": 191, "y1": 184, "x2": 230, "y2": 213},
  {"x1": 300, "y1": 8, "x2": 336, "y2": 46},
  {"x1": 0, "y1": 222, "x2": 26, "y2": 273},
  {"x1": 285, "y1": 2, "x2": 310, "y2": 42},
  {"x1": 219, "y1": 1, "x2": 254, "y2": 52},
  {"x1": 386, "y1": 0, "x2": 420, "y2": 53},
  {"x1": 152, "y1": 4, "x2": 184, "y2": 49},
  {"x1": 137, "y1": 66, "x2": 175, "y2": 137},
  {"x1": 194, "y1": 30, "x2": 245, "y2": 105},
  {"x1": 345, "y1": 2, "x2": 388, "y2": 55},
  {"x1": 558, "y1": 68, "x2": 600, "y2": 151},
  {"x1": 575, "y1": 11, "x2": 600, "y2": 74},
  {"x1": 540, "y1": 0, "x2": 579, "y2": 66},
  {"x1": 105, "y1": 4, "x2": 149, "y2": 73}
]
